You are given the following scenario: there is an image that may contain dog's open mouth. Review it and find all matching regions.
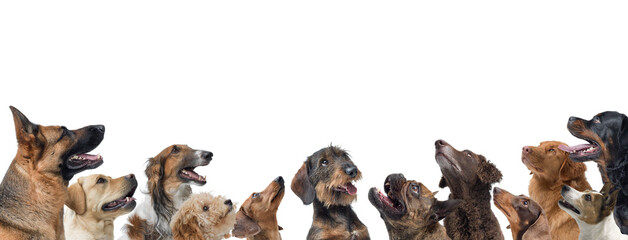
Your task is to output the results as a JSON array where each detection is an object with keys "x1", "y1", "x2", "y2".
[
  {"x1": 103, "y1": 187, "x2": 137, "y2": 211},
  {"x1": 179, "y1": 167, "x2": 207, "y2": 184},
  {"x1": 368, "y1": 174, "x2": 406, "y2": 218},
  {"x1": 335, "y1": 182, "x2": 358, "y2": 195},
  {"x1": 67, "y1": 153, "x2": 103, "y2": 170},
  {"x1": 558, "y1": 199, "x2": 581, "y2": 215},
  {"x1": 558, "y1": 141, "x2": 601, "y2": 161}
]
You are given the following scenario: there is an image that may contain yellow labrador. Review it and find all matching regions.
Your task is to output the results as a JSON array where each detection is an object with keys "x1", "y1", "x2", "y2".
[{"x1": 64, "y1": 173, "x2": 138, "y2": 240}]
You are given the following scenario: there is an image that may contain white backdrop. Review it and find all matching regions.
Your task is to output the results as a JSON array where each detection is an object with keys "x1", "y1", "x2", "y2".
[{"x1": 1, "y1": 1, "x2": 627, "y2": 239}]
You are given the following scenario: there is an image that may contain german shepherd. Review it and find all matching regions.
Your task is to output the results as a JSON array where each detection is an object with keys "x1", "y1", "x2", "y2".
[{"x1": 0, "y1": 106, "x2": 105, "y2": 239}]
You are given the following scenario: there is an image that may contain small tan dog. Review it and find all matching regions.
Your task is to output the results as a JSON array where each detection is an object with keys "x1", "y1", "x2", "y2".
[
  {"x1": 233, "y1": 176, "x2": 285, "y2": 240},
  {"x1": 170, "y1": 192, "x2": 237, "y2": 240},
  {"x1": 64, "y1": 173, "x2": 137, "y2": 240}
]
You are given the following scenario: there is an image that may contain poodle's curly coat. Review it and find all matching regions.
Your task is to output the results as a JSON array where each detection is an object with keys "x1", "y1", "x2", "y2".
[{"x1": 170, "y1": 192, "x2": 237, "y2": 240}]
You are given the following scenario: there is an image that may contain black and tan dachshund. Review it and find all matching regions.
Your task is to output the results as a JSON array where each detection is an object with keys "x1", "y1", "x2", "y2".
[
  {"x1": 561, "y1": 111, "x2": 628, "y2": 234},
  {"x1": 291, "y1": 145, "x2": 370, "y2": 240}
]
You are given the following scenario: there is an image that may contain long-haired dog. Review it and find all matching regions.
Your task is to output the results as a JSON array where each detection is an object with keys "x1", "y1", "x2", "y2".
[
  {"x1": 434, "y1": 139, "x2": 504, "y2": 240},
  {"x1": 522, "y1": 141, "x2": 590, "y2": 240},
  {"x1": 65, "y1": 173, "x2": 137, "y2": 240},
  {"x1": 562, "y1": 111, "x2": 628, "y2": 233},
  {"x1": 233, "y1": 176, "x2": 285, "y2": 240},
  {"x1": 560, "y1": 183, "x2": 628, "y2": 240},
  {"x1": 291, "y1": 145, "x2": 370, "y2": 240},
  {"x1": 493, "y1": 187, "x2": 551, "y2": 240},
  {"x1": 122, "y1": 144, "x2": 213, "y2": 239},
  {"x1": 0, "y1": 106, "x2": 105, "y2": 239},
  {"x1": 170, "y1": 192, "x2": 236, "y2": 240},
  {"x1": 369, "y1": 173, "x2": 461, "y2": 240}
]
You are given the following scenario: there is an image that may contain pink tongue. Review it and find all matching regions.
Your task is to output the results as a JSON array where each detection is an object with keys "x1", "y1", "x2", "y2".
[
  {"x1": 558, "y1": 144, "x2": 594, "y2": 152},
  {"x1": 77, "y1": 153, "x2": 99, "y2": 161},
  {"x1": 345, "y1": 183, "x2": 357, "y2": 195}
]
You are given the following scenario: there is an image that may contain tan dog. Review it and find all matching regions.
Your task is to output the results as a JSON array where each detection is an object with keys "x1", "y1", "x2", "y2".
[
  {"x1": 0, "y1": 107, "x2": 105, "y2": 239},
  {"x1": 64, "y1": 173, "x2": 138, "y2": 240},
  {"x1": 170, "y1": 192, "x2": 236, "y2": 240},
  {"x1": 233, "y1": 176, "x2": 285, "y2": 240},
  {"x1": 522, "y1": 141, "x2": 591, "y2": 240},
  {"x1": 493, "y1": 187, "x2": 551, "y2": 240}
]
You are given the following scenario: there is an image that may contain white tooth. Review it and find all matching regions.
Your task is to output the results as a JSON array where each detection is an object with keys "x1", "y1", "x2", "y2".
[{"x1": 97, "y1": 154, "x2": 102, "y2": 159}]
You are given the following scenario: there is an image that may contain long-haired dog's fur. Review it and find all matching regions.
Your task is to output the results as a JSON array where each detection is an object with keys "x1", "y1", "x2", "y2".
[
  {"x1": 291, "y1": 145, "x2": 370, "y2": 240},
  {"x1": 122, "y1": 144, "x2": 213, "y2": 239},
  {"x1": 434, "y1": 140, "x2": 504, "y2": 240},
  {"x1": 170, "y1": 192, "x2": 236, "y2": 240}
]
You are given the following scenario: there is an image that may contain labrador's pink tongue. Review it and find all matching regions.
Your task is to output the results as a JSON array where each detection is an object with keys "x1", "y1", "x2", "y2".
[
  {"x1": 345, "y1": 183, "x2": 357, "y2": 195},
  {"x1": 558, "y1": 144, "x2": 593, "y2": 152}
]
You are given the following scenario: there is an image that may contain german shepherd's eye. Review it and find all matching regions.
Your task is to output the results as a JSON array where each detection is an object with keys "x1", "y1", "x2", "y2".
[
  {"x1": 203, "y1": 206, "x2": 209, "y2": 211},
  {"x1": 171, "y1": 146, "x2": 180, "y2": 154},
  {"x1": 585, "y1": 194, "x2": 592, "y2": 201},
  {"x1": 96, "y1": 178, "x2": 106, "y2": 184},
  {"x1": 252, "y1": 192, "x2": 260, "y2": 199},
  {"x1": 320, "y1": 159, "x2": 329, "y2": 167}
]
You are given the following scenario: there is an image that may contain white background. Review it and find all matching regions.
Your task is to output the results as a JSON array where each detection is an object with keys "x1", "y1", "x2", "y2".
[{"x1": 1, "y1": 1, "x2": 627, "y2": 239}]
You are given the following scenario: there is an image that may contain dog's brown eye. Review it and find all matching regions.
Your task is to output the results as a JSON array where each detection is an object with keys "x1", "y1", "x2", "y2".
[
  {"x1": 252, "y1": 192, "x2": 260, "y2": 198},
  {"x1": 548, "y1": 148, "x2": 555, "y2": 152},
  {"x1": 171, "y1": 146, "x2": 180, "y2": 154},
  {"x1": 585, "y1": 194, "x2": 592, "y2": 201},
  {"x1": 96, "y1": 178, "x2": 106, "y2": 184},
  {"x1": 411, "y1": 184, "x2": 419, "y2": 193},
  {"x1": 523, "y1": 200, "x2": 529, "y2": 206},
  {"x1": 203, "y1": 206, "x2": 209, "y2": 211},
  {"x1": 321, "y1": 159, "x2": 328, "y2": 167}
]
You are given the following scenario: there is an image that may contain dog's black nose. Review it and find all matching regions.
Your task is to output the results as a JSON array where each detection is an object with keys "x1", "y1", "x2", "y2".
[
  {"x1": 125, "y1": 174, "x2": 135, "y2": 179},
  {"x1": 569, "y1": 117, "x2": 577, "y2": 123},
  {"x1": 344, "y1": 165, "x2": 358, "y2": 178},
  {"x1": 90, "y1": 125, "x2": 105, "y2": 133},
  {"x1": 201, "y1": 151, "x2": 213, "y2": 160},
  {"x1": 224, "y1": 199, "x2": 232, "y2": 206},
  {"x1": 493, "y1": 187, "x2": 502, "y2": 194},
  {"x1": 274, "y1": 176, "x2": 284, "y2": 184},
  {"x1": 562, "y1": 185, "x2": 570, "y2": 192},
  {"x1": 435, "y1": 139, "x2": 448, "y2": 148}
]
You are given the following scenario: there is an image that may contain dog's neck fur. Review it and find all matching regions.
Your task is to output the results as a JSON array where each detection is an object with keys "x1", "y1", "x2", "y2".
[
  {"x1": 444, "y1": 182, "x2": 504, "y2": 240},
  {"x1": 309, "y1": 199, "x2": 368, "y2": 240},
  {"x1": 574, "y1": 212, "x2": 628, "y2": 240},
  {"x1": 249, "y1": 218, "x2": 281, "y2": 240},
  {"x1": 385, "y1": 220, "x2": 448, "y2": 240},
  {"x1": 0, "y1": 160, "x2": 66, "y2": 240},
  {"x1": 64, "y1": 208, "x2": 115, "y2": 240}
]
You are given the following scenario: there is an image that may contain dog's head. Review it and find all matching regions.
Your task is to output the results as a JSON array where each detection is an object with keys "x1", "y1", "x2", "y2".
[
  {"x1": 232, "y1": 176, "x2": 285, "y2": 238},
  {"x1": 434, "y1": 139, "x2": 502, "y2": 195},
  {"x1": 368, "y1": 173, "x2": 460, "y2": 232},
  {"x1": 522, "y1": 141, "x2": 587, "y2": 182},
  {"x1": 170, "y1": 193, "x2": 236, "y2": 240},
  {"x1": 146, "y1": 144, "x2": 212, "y2": 191},
  {"x1": 66, "y1": 173, "x2": 137, "y2": 220},
  {"x1": 10, "y1": 106, "x2": 105, "y2": 181},
  {"x1": 561, "y1": 111, "x2": 628, "y2": 166},
  {"x1": 291, "y1": 145, "x2": 362, "y2": 207},
  {"x1": 493, "y1": 187, "x2": 544, "y2": 239},
  {"x1": 559, "y1": 183, "x2": 619, "y2": 225}
]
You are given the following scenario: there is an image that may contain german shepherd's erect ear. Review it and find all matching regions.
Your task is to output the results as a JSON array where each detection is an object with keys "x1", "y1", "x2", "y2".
[
  {"x1": 291, "y1": 162, "x2": 315, "y2": 205},
  {"x1": 11, "y1": 106, "x2": 40, "y2": 157},
  {"x1": 66, "y1": 178, "x2": 87, "y2": 215}
]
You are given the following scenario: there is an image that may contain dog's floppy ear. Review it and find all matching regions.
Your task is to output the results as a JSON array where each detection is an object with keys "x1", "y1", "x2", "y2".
[
  {"x1": 65, "y1": 178, "x2": 86, "y2": 215},
  {"x1": 429, "y1": 199, "x2": 461, "y2": 223},
  {"x1": 291, "y1": 161, "x2": 315, "y2": 205},
  {"x1": 10, "y1": 106, "x2": 40, "y2": 152},
  {"x1": 559, "y1": 157, "x2": 586, "y2": 182},
  {"x1": 477, "y1": 156, "x2": 502, "y2": 184},
  {"x1": 171, "y1": 212, "x2": 203, "y2": 240},
  {"x1": 145, "y1": 153, "x2": 176, "y2": 221},
  {"x1": 232, "y1": 209, "x2": 261, "y2": 238},
  {"x1": 439, "y1": 176, "x2": 448, "y2": 188}
]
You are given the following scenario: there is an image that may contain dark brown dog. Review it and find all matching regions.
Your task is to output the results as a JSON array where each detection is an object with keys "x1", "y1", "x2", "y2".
[
  {"x1": 522, "y1": 141, "x2": 589, "y2": 240},
  {"x1": 369, "y1": 173, "x2": 460, "y2": 240},
  {"x1": 0, "y1": 106, "x2": 105, "y2": 239},
  {"x1": 233, "y1": 176, "x2": 285, "y2": 240},
  {"x1": 493, "y1": 187, "x2": 551, "y2": 240},
  {"x1": 562, "y1": 111, "x2": 628, "y2": 233},
  {"x1": 434, "y1": 139, "x2": 504, "y2": 240},
  {"x1": 291, "y1": 145, "x2": 370, "y2": 240}
]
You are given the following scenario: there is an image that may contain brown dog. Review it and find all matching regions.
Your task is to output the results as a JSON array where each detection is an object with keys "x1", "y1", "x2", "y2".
[
  {"x1": 0, "y1": 106, "x2": 105, "y2": 240},
  {"x1": 493, "y1": 187, "x2": 551, "y2": 240},
  {"x1": 291, "y1": 145, "x2": 370, "y2": 240},
  {"x1": 233, "y1": 176, "x2": 285, "y2": 240},
  {"x1": 522, "y1": 141, "x2": 591, "y2": 240},
  {"x1": 369, "y1": 173, "x2": 461, "y2": 240}
]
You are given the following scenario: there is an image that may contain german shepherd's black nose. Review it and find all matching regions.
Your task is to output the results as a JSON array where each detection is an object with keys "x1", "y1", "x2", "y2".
[
  {"x1": 201, "y1": 151, "x2": 212, "y2": 160},
  {"x1": 90, "y1": 125, "x2": 105, "y2": 133},
  {"x1": 343, "y1": 164, "x2": 358, "y2": 178}
]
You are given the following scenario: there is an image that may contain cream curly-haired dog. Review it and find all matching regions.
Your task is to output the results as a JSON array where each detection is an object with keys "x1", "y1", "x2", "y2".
[{"x1": 170, "y1": 192, "x2": 237, "y2": 240}]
